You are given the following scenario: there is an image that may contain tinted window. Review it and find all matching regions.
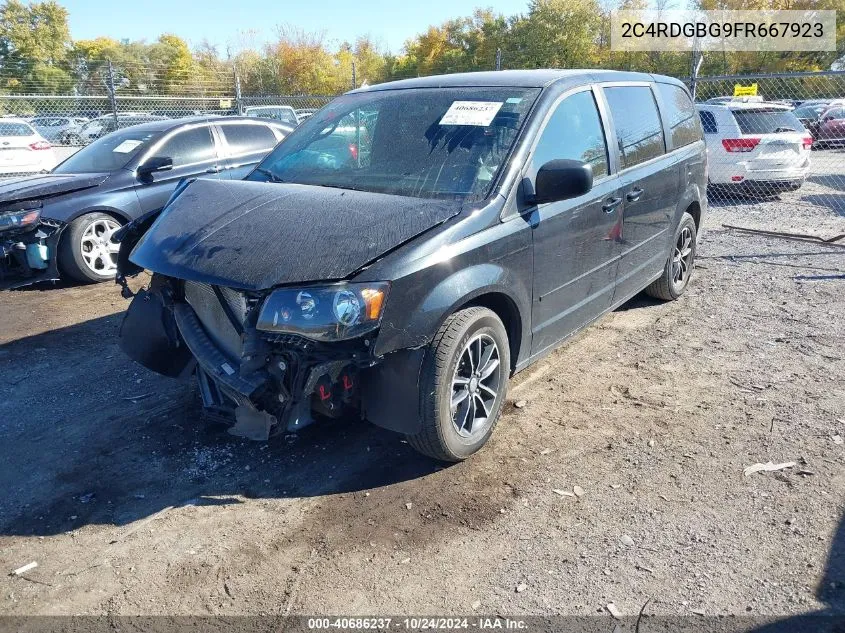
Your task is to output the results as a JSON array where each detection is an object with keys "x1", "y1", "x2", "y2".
[
  {"x1": 731, "y1": 108, "x2": 804, "y2": 134},
  {"x1": 0, "y1": 122, "x2": 33, "y2": 136},
  {"x1": 698, "y1": 111, "x2": 718, "y2": 134},
  {"x1": 530, "y1": 90, "x2": 608, "y2": 180},
  {"x1": 220, "y1": 124, "x2": 278, "y2": 155},
  {"x1": 603, "y1": 86, "x2": 665, "y2": 168},
  {"x1": 53, "y1": 128, "x2": 159, "y2": 173},
  {"x1": 251, "y1": 87, "x2": 540, "y2": 201},
  {"x1": 793, "y1": 105, "x2": 825, "y2": 119},
  {"x1": 154, "y1": 126, "x2": 216, "y2": 166},
  {"x1": 656, "y1": 83, "x2": 701, "y2": 148}
]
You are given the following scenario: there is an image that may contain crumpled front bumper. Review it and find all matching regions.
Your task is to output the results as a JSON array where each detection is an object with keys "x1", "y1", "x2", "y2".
[
  {"x1": 118, "y1": 274, "x2": 428, "y2": 440},
  {"x1": 0, "y1": 220, "x2": 65, "y2": 290}
]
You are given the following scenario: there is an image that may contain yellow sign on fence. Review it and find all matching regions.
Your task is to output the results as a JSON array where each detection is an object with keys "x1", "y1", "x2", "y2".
[
  {"x1": 733, "y1": 83, "x2": 758, "y2": 97},
  {"x1": 219, "y1": 98, "x2": 232, "y2": 109}
]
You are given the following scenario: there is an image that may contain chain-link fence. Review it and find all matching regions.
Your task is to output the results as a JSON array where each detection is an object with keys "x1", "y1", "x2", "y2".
[
  {"x1": 688, "y1": 70, "x2": 845, "y2": 217},
  {"x1": 1, "y1": 60, "x2": 844, "y2": 222}
]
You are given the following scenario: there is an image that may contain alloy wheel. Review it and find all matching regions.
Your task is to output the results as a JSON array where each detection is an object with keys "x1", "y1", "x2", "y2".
[
  {"x1": 450, "y1": 333, "x2": 502, "y2": 439},
  {"x1": 80, "y1": 217, "x2": 121, "y2": 276},
  {"x1": 671, "y1": 226, "x2": 694, "y2": 286}
]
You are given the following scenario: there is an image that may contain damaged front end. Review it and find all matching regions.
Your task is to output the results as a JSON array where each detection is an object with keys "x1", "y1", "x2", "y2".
[
  {"x1": 0, "y1": 202, "x2": 65, "y2": 289},
  {"x1": 120, "y1": 273, "x2": 390, "y2": 441}
]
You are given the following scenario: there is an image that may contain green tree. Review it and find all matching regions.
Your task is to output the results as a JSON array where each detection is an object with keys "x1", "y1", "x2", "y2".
[{"x1": 0, "y1": 0, "x2": 71, "y2": 91}]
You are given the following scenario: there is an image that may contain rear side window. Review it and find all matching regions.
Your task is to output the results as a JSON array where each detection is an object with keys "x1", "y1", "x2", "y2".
[
  {"x1": 0, "y1": 122, "x2": 33, "y2": 136},
  {"x1": 730, "y1": 109, "x2": 803, "y2": 134},
  {"x1": 156, "y1": 126, "x2": 217, "y2": 166},
  {"x1": 530, "y1": 90, "x2": 609, "y2": 180},
  {"x1": 219, "y1": 124, "x2": 277, "y2": 155},
  {"x1": 656, "y1": 83, "x2": 701, "y2": 148},
  {"x1": 603, "y1": 86, "x2": 665, "y2": 169},
  {"x1": 698, "y1": 111, "x2": 718, "y2": 134}
]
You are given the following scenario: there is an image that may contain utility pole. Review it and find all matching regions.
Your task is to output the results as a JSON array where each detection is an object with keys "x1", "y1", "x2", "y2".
[
  {"x1": 495, "y1": 48, "x2": 502, "y2": 71},
  {"x1": 351, "y1": 61, "x2": 357, "y2": 90},
  {"x1": 106, "y1": 60, "x2": 118, "y2": 125},
  {"x1": 233, "y1": 66, "x2": 242, "y2": 114}
]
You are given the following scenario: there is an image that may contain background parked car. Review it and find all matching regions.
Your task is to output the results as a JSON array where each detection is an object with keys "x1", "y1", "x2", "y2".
[
  {"x1": 294, "y1": 108, "x2": 318, "y2": 121},
  {"x1": 242, "y1": 105, "x2": 299, "y2": 126},
  {"x1": 812, "y1": 105, "x2": 845, "y2": 147},
  {"x1": 696, "y1": 102, "x2": 811, "y2": 194},
  {"x1": 793, "y1": 102, "x2": 831, "y2": 137},
  {"x1": 0, "y1": 118, "x2": 56, "y2": 175},
  {"x1": 0, "y1": 116, "x2": 291, "y2": 287},
  {"x1": 69, "y1": 114, "x2": 166, "y2": 145},
  {"x1": 30, "y1": 115, "x2": 89, "y2": 143}
]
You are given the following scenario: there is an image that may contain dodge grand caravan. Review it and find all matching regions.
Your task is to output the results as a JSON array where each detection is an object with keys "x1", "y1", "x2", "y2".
[{"x1": 116, "y1": 70, "x2": 707, "y2": 462}]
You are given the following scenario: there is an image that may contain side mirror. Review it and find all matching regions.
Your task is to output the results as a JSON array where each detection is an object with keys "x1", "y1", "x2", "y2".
[
  {"x1": 138, "y1": 156, "x2": 173, "y2": 179},
  {"x1": 530, "y1": 159, "x2": 593, "y2": 205}
]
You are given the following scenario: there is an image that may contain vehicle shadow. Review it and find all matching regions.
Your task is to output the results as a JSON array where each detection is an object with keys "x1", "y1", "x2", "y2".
[
  {"x1": 0, "y1": 314, "x2": 445, "y2": 538},
  {"x1": 747, "y1": 511, "x2": 844, "y2": 632}
]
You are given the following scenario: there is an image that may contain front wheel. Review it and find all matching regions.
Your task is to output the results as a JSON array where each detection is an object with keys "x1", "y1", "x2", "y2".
[
  {"x1": 645, "y1": 211, "x2": 697, "y2": 301},
  {"x1": 407, "y1": 307, "x2": 510, "y2": 462},
  {"x1": 58, "y1": 212, "x2": 123, "y2": 283}
]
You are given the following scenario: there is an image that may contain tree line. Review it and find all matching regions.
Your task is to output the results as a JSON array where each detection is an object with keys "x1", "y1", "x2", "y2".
[{"x1": 1, "y1": 0, "x2": 843, "y2": 97}]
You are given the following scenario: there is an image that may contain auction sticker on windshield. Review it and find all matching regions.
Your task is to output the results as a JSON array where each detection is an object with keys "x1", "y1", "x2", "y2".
[
  {"x1": 113, "y1": 139, "x2": 144, "y2": 153},
  {"x1": 440, "y1": 101, "x2": 503, "y2": 126}
]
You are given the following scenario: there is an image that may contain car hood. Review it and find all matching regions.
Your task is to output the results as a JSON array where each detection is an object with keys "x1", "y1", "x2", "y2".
[
  {"x1": 0, "y1": 173, "x2": 110, "y2": 207},
  {"x1": 129, "y1": 179, "x2": 462, "y2": 290}
]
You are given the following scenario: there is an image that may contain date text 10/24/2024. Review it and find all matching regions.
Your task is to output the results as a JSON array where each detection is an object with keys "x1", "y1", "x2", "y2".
[{"x1": 307, "y1": 617, "x2": 529, "y2": 630}]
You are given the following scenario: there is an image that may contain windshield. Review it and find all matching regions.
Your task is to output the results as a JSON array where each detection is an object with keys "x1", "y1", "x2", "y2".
[
  {"x1": 249, "y1": 87, "x2": 540, "y2": 200},
  {"x1": 731, "y1": 108, "x2": 804, "y2": 134},
  {"x1": 54, "y1": 128, "x2": 160, "y2": 173}
]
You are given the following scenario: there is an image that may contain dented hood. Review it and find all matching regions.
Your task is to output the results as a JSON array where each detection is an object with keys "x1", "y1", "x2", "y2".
[
  {"x1": 129, "y1": 179, "x2": 461, "y2": 290},
  {"x1": 0, "y1": 173, "x2": 109, "y2": 206}
]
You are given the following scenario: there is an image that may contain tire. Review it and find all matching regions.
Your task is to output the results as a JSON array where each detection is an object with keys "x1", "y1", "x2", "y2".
[
  {"x1": 58, "y1": 212, "x2": 123, "y2": 283},
  {"x1": 406, "y1": 307, "x2": 510, "y2": 462},
  {"x1": 645, "y1": 211, "x2": 697, "y2": 301}
]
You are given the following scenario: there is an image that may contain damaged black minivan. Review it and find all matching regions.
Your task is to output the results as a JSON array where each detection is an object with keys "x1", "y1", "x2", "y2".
[{"x1": 117, "y1": 70, "x2": 706, "y2": 461}]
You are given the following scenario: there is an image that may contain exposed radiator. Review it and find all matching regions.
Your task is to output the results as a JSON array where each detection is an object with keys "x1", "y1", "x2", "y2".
[{"x1": 183, "y1": 281, "x2": 248, "y2": 362}]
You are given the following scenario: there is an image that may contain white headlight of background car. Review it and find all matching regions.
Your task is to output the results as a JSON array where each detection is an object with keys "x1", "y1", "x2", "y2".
[{"x1": 256, "y1": 282, "x2": 389, "y2": 341}]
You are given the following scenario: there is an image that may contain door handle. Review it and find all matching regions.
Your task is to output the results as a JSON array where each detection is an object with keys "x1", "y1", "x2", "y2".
[
  {"x1": 625, "y1": 187, "x2": 643, "y2": 202},
  {"x1": 602, "y1": 197, "x2": 622, "y2": 213},
  {"x1": 205, "y1": 165, "x2": 222, "y2": 174}
]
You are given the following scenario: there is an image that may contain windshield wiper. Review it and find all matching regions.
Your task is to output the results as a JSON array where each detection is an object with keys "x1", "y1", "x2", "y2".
[
  {"x1": 774, "y1": 126, "x2": 797, "y2": 133},
  {"x1": 253, "y1": 167, "x2": 285, "y2": 183}
]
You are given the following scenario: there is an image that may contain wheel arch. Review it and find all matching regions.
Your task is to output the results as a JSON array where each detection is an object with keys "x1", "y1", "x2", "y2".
[
  {"x1": 373, "y1": 262, "x2": 532, "y2": 370},
  {"x1": 451, "y1": 291, "x2": 523, "y2": 373}
]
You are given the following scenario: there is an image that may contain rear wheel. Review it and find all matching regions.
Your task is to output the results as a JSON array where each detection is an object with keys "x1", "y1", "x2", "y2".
[
  {"x1": 58, "y1": 212, "x2": 123, "y2": 283},
  {"x1": 407, "y1": 307, "x2": 510, "y2": 462},
  {"x1": 645, "y1": 212, "x2": 697, "y2": 301}
]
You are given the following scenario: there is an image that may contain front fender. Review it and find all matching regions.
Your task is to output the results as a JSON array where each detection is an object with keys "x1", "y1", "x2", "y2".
[{"x1": 373, "y1": 260, "x2": 532, "y2": 359}]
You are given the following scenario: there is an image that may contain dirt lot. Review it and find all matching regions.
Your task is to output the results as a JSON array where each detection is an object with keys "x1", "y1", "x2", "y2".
[{"x1": 0, "y1": 187, "x2": 843, "y2": 623}]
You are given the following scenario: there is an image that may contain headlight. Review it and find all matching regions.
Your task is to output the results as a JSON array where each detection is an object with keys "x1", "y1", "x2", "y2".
[
  {"x1": 0, "y1": 208, "x2": 41, "y2": 233},
  {"x1": 256, "y1": 282, "x2": 389, "y2": 341}
]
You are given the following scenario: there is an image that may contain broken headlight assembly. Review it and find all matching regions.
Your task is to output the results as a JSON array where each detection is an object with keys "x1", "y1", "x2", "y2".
[
  {"x1": 0, "y1": 207, "x2": 41, "y2": 234},
  {"x1": 256, "y1": 282, "x2": 390, "y2": 341}
]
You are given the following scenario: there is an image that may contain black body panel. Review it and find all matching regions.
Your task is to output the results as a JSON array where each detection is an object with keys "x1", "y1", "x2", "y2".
[
  {"x1": 0, "y1": 173, "x2": 109, "y2": 205},
  {"x1": 128, "y1": 179, "x2": 462, "y2": 290}
]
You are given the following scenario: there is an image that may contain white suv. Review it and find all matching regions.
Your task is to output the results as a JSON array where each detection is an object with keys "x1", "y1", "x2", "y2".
[{"x1": 696, "y1": 102, "x2": 812, "y2": 194}]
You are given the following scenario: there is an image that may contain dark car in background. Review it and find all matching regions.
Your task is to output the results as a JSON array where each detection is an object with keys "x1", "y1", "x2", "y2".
[
  {"x1": 116, "y1": 69, "x2": 706, "y2": 461},
  {"x1": 0, "y1": 116, "x2": 291, "y2": 288},
  {"x1": 813, "y1": 105, "x2": 845, "y2": 147}
]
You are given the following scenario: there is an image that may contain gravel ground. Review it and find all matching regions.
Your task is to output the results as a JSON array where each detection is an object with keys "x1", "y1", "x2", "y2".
[{"x1": 0, "y1": 186, "x2": 842, "y2": 625}]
